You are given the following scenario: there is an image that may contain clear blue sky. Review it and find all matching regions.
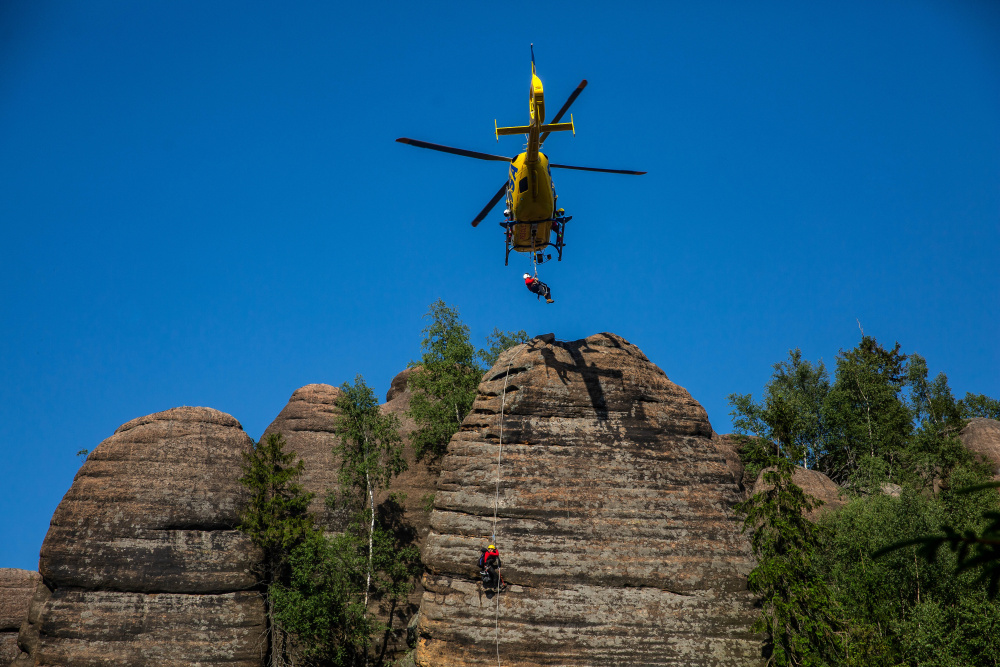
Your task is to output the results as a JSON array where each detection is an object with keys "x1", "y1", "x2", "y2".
[{"x1": 2, "y1": 1, "x2": 998, "y2": 570}]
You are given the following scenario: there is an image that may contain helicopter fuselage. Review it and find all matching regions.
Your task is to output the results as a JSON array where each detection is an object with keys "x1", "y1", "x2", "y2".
[
  {"x1": 506, "y1": 151, "x2": 556, "y2": 252},
  {"x1": 497, "y1": 67, "x2": 572, "y2": 255}
]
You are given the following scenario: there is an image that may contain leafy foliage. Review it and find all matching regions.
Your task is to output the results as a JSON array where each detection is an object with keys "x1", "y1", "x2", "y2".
[
  {"x1": 238, "y1": 432, "x2": 318, "y2": 665},
  {"x1": 271, "y1": 530, "x2": 372, "y2": 667},
  {"x1": 730, "y1": 349, "x2": 830, "y2": 481},
  {"x1": 820, "y1": 484, "x2": 1000, "y2": 665},
  {"x1": 822, "y1": 337, "x2": 912, "y2": 489},
  {"x1": 960, "y1": 393, "x2": 1000, "y2": 420},
  {"x1": 238, "y1": 432, "x2": 316, "y2": 577},
  {"x1": 479, "y1": 327, "x2": 529, "y2": 369},
  {"x1": 737, "y1": 456, "x2": 842, "y2": 666},
  {"x1": 333, "y1": 375, "x2": 406, "y2": 502},
  {"x1": 874, "y1": 481, "x2": 1000, "y2": 598},
  {"x1": 407, "y1": 300, "x2": 528, "y2": 459},
  {"x1": 239, "y1": 381, "x2": 420, "y2": 666},
  {"x1": 731, "y1": 336, "x2": 1000, "y2": 665},
  {"x1": 407, "y1": 300, "x2": 482, "y2": 460}
]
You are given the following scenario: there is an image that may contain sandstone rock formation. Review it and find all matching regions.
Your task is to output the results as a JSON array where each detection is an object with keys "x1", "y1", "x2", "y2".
[
  {"x1": 260, "y1": 372, "x2": 437, "y2": 659},
  {"x1": 1, "y1": 569, "x2": 39, "y2": 665},
  {"x1": 14, "y1": 407, "x2": 265, "y2": 667},
  {"x1": 752, "y1": 466, "x2": 845, "y2": 520},
  {"x1": 261, "y1": 383, "x2": 345, "y2": 528},
  {"x1": 259, "y1": 373, "x2": 436, "y2": 538},
  {"x1": 417, "y1": 333, "x2": 762, "y2": 666},
  {"x1": 711, "y1": 433, "x2": 747, "y2": 493},
  {"x1": 959, "y1": 418, "x2": 1000, "y2": 478}
]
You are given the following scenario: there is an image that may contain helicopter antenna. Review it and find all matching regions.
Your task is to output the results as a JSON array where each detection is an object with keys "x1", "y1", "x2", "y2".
[{"x1": 530, "y1": 43, "x2": 535, "y2": 74}]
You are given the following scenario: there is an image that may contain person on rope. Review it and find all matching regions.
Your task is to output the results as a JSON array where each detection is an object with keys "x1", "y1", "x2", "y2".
[
  {"x1": 478, "y1": 544, "x2": 506, "y2": 591},
  {"x1": 523, "y1": 273, "x2": 554, "y2": 304}
]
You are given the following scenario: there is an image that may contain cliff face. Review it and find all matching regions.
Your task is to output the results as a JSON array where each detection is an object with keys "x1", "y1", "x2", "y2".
[
  {"x1": 417, "y1": 333, "x2": 762, "y2": 666},
  {"x1": 14, "y1": 407, "x2": 265, "y2": 667}
]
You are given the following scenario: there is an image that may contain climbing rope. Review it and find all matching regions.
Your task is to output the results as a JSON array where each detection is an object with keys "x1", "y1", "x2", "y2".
[
  {"x1": 491, "y1": 342, "x2": 527, "y2": 667},
  {"x1": 530, "y1": 238, "x2": 538, "y2": 278},
  {"x1": 492, "y1": 342, "x2": 526, "y2": 539}
]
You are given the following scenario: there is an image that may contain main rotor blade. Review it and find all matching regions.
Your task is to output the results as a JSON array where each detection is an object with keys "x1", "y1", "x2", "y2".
[
  {"x1": 549, "y1": 163, "x2": 646, "y2": 175},
  {"x1": 471, "y1": 181, "x2": 508, "y2": 227},
  {"x1": 541, "y1": 79, "x2": 587, "y2": 145},
  {"x1": 396, "y1": 138, "x2": 512, "y2": 162}
]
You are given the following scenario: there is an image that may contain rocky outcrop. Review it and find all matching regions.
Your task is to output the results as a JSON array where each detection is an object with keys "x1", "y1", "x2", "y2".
[
  {"x1": 1, "y1": 569, "x2": 40, "y2": 665},
  {"x1": 417, "y1": 333, "x2": 762, "y2": 666},
  {"x1": 259, "y1": 374, "x2": 437, "y2": 538},
  {"x1": 960, "y1": 418, "x2": 1000, "y2": 478},
  {"x1": 260, "y1": 372, "x2": 437, "y2": 659},
  {"x1": 15, "y1": 407, "x2": 265, "y2": 667},
  {"x1": 260, "y1": 383, "x2": 345, "y2": 528},
  {"x1": 752, "y1": 466, "x2": 845, "y2": 520},
  {"x1": 379, "y1": 367, "x2": 438, "y2": 544}
]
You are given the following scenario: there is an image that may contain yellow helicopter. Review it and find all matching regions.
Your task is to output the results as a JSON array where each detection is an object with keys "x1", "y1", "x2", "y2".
[{"x1": 397, "y1": 46, "x2": 645, "y2": 266}]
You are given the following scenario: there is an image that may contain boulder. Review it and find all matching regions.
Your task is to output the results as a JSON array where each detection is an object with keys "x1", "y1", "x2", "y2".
[
  {"x1": 417, "y1": 333, "x2": 762, "y2": 666},
  {"x1": 16, "y1": 407, "x2": 265, "y2": 667},
  {"x1": 959, "y1": 418, "x2": 1000, "y2": 478},
  {"x1": 1, "y1": 569, "x2": 40, "y2": 665},
  {"x1": 752, "y1": 466, "x2": 845, "y2": 519}
]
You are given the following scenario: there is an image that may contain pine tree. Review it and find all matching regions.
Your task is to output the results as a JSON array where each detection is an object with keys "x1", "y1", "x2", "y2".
[
  {"x1": 238, "y1": 432, "x2": 317, "y2": 666},
  {"x1": 738, "y1": 456, "x2": 843, "y2": 666}
]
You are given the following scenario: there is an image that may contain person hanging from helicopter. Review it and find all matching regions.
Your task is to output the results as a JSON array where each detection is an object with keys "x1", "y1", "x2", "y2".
[
  {"x1": 524, "y1": 273, "x2": 554, "y2": 304},
  {"x1": 478, "y1": 544, "x2": 506, "y2": 591}
]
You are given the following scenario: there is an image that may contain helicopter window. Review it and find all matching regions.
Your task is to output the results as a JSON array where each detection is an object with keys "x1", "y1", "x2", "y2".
[{"x1": 518, "y1": 177, "x2": 528, "y2": 193}]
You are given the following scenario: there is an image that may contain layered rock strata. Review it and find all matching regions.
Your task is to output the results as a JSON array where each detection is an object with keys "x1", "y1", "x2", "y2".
[
  {"x1": 261, "y1": 383, "x2": 346, "y2": 528},
  {"x1": 15, "y1": 407, "x2": 265, "y2": 667},
  {"x1": 418, "y1": 333, "x2": 763, "y2": 666},
  {"x1": 1, "y1": 569, "x2": 40, "y2": 665}
]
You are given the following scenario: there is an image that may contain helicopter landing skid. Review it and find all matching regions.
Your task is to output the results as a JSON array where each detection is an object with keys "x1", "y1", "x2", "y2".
[{"x1": 502, "y1": 216, "x2": 572, "y2": 266}]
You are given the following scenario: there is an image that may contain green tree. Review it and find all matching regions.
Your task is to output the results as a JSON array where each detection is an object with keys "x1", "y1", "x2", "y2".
[
  {"x1": 959, "y1": 392, "x2": 1000, "y2": 420},
  {"x1": 407, "y1": 300, "x2": 528, "y2": 460},
  {"x1": 729, "y1": 348, "x2": 830, "y2": 482},
  {"x1": 333, "y1": 375, "x2": 407, "y2": 611},
  {"x1": 822, "y1": 337, "x2": 912, "y2": 489},
  {"x1": 407, "y1": 300, "x2": 482, "y2": 460},
  {"x1": 824, "y1": 482, "x2": 1000, "y2": 665},
  {"x1": 269, "y1": 376, "x2": 416, "y2": 666},
  {"x1": 737, "y1": 456, "x2": 842, "y2": 666},
  {"x1": 902, "y1": 355, "x2": 972, "y2": 491},
  {"x1": 732, "y1": 337, "x2": 1000, "y2": 665},
  {"x1": 238, "y1": 432, "x2": 317, "y2": 666},
  {"x1": 479, "y1": 327, "x2": 529, "y2": 369},
  {"x1": 271, "y1": 530, "x2": 372, "y2": 666}
]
